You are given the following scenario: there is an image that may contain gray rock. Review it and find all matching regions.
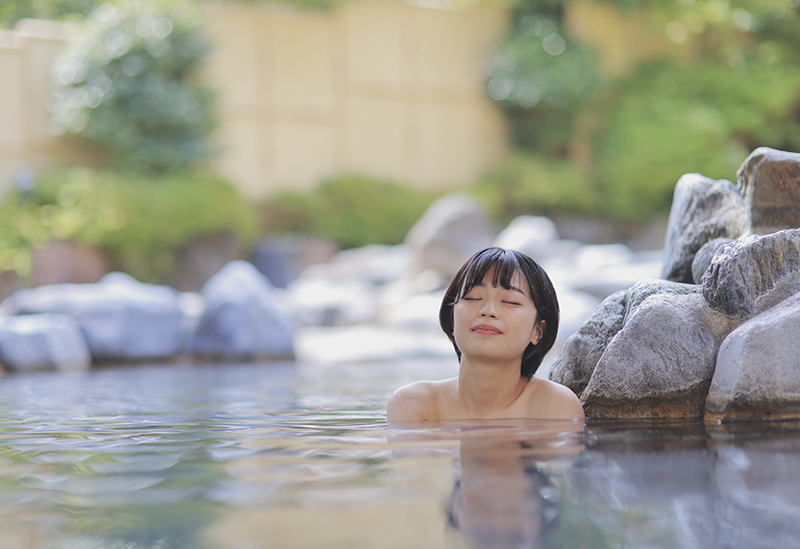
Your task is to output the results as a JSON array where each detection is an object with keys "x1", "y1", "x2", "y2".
[
  {"x1": 622, "y1": 278, "x2": 700, "y2": 322},
  {"x1": 493, "y1": 215, "x2": 559, "y2": 261},
  {"x1": 550, "y1": 279, "x2": 702, "y2": 398},
  {"x1": 404, "y1": 192, "x2": 494, "y2": 280},
  {"x1": 0, "y1": 313, "x2": 91, "y2": 372},
  {"x1": 661, "y1": 174, "x2": 746, "y2": 283},
  {"x1": 702, "y1": 229, "x2": 800, "y2": 319},
  {"x1": 191, "y1": 261, "x2": 295, "y2": 359},
  {"x1": 706, "y1": 291, "x2": 800, "y2": 420},
  {"x1": 691, "y1": 238, "x2": 734, "y2": 284},
  {"x1": 3, "y1": 276, "x2": 184, "y2": 361},
  {"x1": 581, "y1": 292, "x2": 718, "y2": 418},
  {"x1": 738, "y1": 147, "x2": 800, "y2": 235},
  {"x1": 549, "y1": 290, "x2": 626, "y2": 396}
]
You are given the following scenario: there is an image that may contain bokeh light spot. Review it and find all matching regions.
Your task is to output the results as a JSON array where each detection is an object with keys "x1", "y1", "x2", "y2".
[
  {"x1": 667, "y1": 22, "x2": 688, "y2": 44},
  {"x1": 543, "y1": 34, "x2": 565, "y2": 55},
  {"x1": 488, "y1": 77, "x2": 513, "y2": 101}
]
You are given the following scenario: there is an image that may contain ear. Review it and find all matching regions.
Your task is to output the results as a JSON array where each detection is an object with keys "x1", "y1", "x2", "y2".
[{"x1": 530, "y1": 319, "x2": 545, "y2": 346}]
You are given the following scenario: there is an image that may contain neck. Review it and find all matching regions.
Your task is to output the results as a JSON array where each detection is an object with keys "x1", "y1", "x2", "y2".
[{"x1": 457, "y1": 357, "x2": 528, "y2": 418}]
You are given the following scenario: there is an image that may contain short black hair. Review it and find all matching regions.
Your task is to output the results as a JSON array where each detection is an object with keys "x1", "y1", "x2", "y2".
[{"x1": 439, "y1": 247, "x2": 559, "y2": 379}]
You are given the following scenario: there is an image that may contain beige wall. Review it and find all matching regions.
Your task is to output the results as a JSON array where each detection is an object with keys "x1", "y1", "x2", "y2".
[
  {"x1": 0, "y1": 0, "x2": 511, "y2": 199},
  {"x1": 0, "y1": 19, "x2": 95, "y2": 197}
]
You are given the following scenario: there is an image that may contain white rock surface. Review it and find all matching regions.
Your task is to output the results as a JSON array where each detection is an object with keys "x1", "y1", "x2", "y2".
[
  {"x1": 0, "y1": 313, "x2": 91, "y2": 371},
  {"x1": 191, "y1": 260, "x2": 295, "y2": 359},
  {"x1": 2, "y1": 274, "x2": 184, "y2": 361}
]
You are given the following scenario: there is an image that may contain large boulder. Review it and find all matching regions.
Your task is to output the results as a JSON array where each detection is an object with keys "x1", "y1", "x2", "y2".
[
  {"x1": 702, "y1": 229, "x2": 800, "y2": 319},
  {"x1": 551, "y1": 279, "x2": 704, "y2": 399},
  {"x1": 552, "y1": 278, "x2": 738, "y2": 418},
  {"x1": 581, "y1": 292, "x2": 718, "y2": 418},
  {"x1": 737, "y1": 147, "x2": 800, "y2": 235},
  {"x1": 661, "y1": 174, "x2": 746, "y2": 283},
  {"x1": 706, "y1": 291, "x2": 800, "y2": 420},
  {"x1": 404, "y1": 193, "x2": 494, "y2": 281},
  {"x1": 549, "y1": 290, "x2": 626, "y2": 395},
  {"x1": 190, "y1": 261, "x2": 295, "y2": 359},
  {"x1": 2, "y1": 273, "x2": 184, "y2": 361},
  {"x1": 0, "y1": 313, "x2": 91, "y2": 372}
]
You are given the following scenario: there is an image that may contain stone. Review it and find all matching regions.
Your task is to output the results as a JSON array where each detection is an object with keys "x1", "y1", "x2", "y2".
[
  {"x1": 550, "y1": 279, "x2": 703, "y2": 398},
  {"x1": 661, "y1": 173, "x2": 746, "y2": 283},
  {"x1": 404, "y1": 192, "x2": 494, "y2": 281},
  {"x1": 0, "y1": 313, "x2": 91, "y2": 372},
  {"x1": 190, "y1": 260, "x2": 295, "y2": 359},
  {"x1": 2, "y1": 274, "x2": 184, "y2": 361},
  {"x1": 737, "y1": 147, "x2": 800, "y2": 235},
  {"x1": 702, "y1": 229, "x2": 800, "y2": 319},
  {"x1": 581, "y1": 292, "x2": 719, "y2": 418},
  {"x1": 550, "y1": 291, "x2": 627, "y2": 396},
  {"x1": 705, "y1": 292, "x2": 800, "y2": 420},
  {"x1": 287, "y1": 245, "x2": 410, "y2": 326},
  {"x1": 493, "y1": 215, "x2": 559, "y2": 261},
  {"x1": 550, "y1": 290, "x2": 626, "y2": 396},
  {"x1": 691, "y1": 238, "x2": 734, "y2": 284}
]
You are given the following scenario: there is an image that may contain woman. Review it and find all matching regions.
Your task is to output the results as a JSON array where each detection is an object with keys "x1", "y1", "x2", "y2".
[{"x1": 387, "y1": 247, "x2": 584, "y2": 422}]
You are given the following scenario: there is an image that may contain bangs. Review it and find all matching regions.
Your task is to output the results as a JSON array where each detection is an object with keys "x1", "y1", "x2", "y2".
[{"x1": 452, "y1": 248, "x2": 525, "y2": 303}]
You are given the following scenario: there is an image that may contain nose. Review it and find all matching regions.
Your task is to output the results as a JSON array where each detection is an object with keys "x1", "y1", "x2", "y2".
[{"x1": 480, "y1": 300, "x2": 498, "y2": 318}]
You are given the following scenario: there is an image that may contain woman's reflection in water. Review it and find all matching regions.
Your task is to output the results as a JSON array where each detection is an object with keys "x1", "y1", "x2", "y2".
[{"x1": 443, "y1": 422, "x2": 582, "y2": 549}]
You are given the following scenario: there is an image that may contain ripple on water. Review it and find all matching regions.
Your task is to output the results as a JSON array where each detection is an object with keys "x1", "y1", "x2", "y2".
[{"x1": 0, "y1": 361, "x2": 798, "y2": 548}]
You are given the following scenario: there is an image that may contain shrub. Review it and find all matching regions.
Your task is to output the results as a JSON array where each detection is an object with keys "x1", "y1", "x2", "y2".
[
  {"x1": 485, "y1": 0, "x2": 800, "y2": 223},
  {"x1": 0, "y1": 167, "x2": 258, "y2": 282},
  {"x1": 262, "y1": 176, "x2": 437, "y2": 249},
  {"x1": 473, "y1": 154, "x2": 597, "y2": 223},
  {"x1": 50, "y1": 0, "x2": 215, "y2": 174},
  {"x1": 593, "y1": 59, "x2": 800, "y2": 220}
]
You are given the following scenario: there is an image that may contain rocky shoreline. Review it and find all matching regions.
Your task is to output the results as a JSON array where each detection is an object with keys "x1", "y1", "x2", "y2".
[
  {"x1": 552, "y1": 147, "x2": 800, "y2": 421},
  {"x1": 12, "y1": 146, "x2": 800, "y2": 423}
]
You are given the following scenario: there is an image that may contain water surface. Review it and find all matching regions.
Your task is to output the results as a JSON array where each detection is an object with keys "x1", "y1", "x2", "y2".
[{"x1": 0, "y1": 357, "x2": 798, "y2": 548}]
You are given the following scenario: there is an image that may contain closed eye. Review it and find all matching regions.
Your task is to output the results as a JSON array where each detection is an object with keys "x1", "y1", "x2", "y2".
[
  {"x1": 462, "y1": 297, "x2": 480, "y2": 301},
  {"x1": 502, "y1": 301, "x2": 522, "y2": 305}
]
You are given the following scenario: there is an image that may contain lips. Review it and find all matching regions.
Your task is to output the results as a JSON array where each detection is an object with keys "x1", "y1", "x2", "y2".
[{"x1": 472, "y1": 324, "x2": 501, "y2": 335}]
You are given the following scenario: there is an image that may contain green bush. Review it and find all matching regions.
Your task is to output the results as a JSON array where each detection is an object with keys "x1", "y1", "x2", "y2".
[
  {"x1": 0, "y1": 167, "x2": 258, "y2": 282},
  {"x1": 485, "y1": 0, "x2": 800, "y2": 223},
  {"x1": 50, "y1": 0, "x2": 215, "y2": 174},
  {"x1": 473, "y1": 154, "x2": 596, "y2": 223},
  {"x1": 262, "y1": 176, "x2": 437, "y2": 249},
  {"x1": 488, "y1": 5, "x2": 602, "y2": 152},
  {"x1": 593, "y1": 59, "x2": 800, "y2": 220}
]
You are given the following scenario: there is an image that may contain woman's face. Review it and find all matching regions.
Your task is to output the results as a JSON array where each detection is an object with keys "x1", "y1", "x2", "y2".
[{"x1": 452, "y1": 268, "x2": 543, "y2": 366}]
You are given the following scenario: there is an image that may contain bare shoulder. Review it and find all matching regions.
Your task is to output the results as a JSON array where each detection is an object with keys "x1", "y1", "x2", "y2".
[
  {"x1": 387, "y1": 378, "x2": 455, "y2": 423},
  {"x1": 527, "y1": 379, "x2": 584, "y2": 420}
]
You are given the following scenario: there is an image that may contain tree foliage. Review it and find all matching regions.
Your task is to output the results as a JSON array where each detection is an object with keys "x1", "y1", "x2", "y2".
[
  {"x1": 0, "y1": 168, "x2": 257, "y2": 282},
  {"x1": 262, "y1": 176, "x2": 438, "y2": 249},
  {"x1": 50, "y1": 0, "x2": 215, "y2": 174},
  {"x1": 483, "y1": 0, "x2": 800, "y2": 221}
]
